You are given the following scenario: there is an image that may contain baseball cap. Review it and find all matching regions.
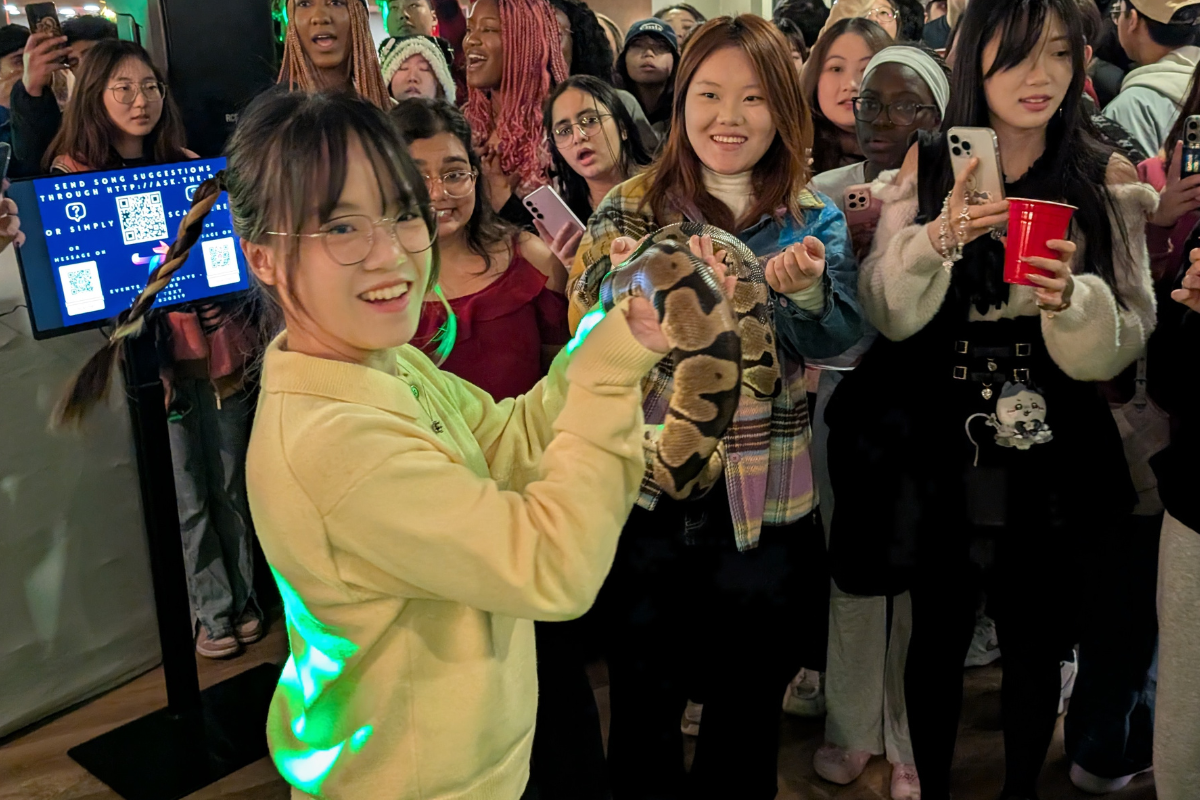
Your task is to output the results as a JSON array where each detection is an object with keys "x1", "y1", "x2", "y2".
[
  {"x1": 1127, "y1": 0, "x2": 1200, "y2": 25},
  {"x1": 624, "y1": 18, "x2": 679, "y2": 52}
]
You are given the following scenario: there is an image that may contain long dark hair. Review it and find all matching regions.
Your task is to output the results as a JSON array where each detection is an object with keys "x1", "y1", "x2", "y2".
[
  {"x1": 55, "y1": 91, "x2": 436, "y2": 425},
  {"x1": 45, "y1": 39, "x2": 189, "y2": 171},
  {"x1": 616, "y1": 32, "x2": 678, "y2": 126},
  {"x1": 1164, "y1": 58, "x2": 1200, "y2": 168},
  {"x1": 392, "y1": 98, "x2": 516, "y2": 273},
  {"x1": 550, "y1": 0, "x2": 615, "y2": 82},
  {"x1": 800, "y1": 17, "x2": 892, "y2": 175},
  {"x1": 644, "y1": 15, "x2": 814, "y2": 231},
  {"x1": 543, "y1": 76, "x2": 653, "y2": 220},
  {"x1": 922, "y1": 0, "x2": 1128, "y2": 307}
]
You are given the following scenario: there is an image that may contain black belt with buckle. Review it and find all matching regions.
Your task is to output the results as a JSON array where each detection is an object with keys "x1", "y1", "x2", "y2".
[{"x1": 951, "y1": 340, "x2": 1035, "y2": 399}]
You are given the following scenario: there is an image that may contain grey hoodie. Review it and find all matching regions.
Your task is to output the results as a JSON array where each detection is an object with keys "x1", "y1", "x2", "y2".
[{"x1": 1104, "y1": 45, "x2": 1200, "y2": 156}]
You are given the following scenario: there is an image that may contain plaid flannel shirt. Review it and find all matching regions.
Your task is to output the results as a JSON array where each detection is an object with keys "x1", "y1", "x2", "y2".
[{"x1": 570, "y1": 172, "x2": 864, "y2": 551}]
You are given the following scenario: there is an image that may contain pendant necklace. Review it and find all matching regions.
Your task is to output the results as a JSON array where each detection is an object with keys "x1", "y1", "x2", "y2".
[{"x1": 399, "y1": 373, "x2": 445, "y2": 434}]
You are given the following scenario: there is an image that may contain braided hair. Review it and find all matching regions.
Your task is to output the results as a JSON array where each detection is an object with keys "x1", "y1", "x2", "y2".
[
  {"x1": 463, "y1": 0, "x2": 568, "y2": 193},
  {"x1": 549, "y1": 0, "x2": 615, "y2": 82},
  {"x1": 278, "y1": 0, "x2": 390, "y2": 109},
  {"x1": 55, "y1": 92, "x2": 438, "y2": 426}
]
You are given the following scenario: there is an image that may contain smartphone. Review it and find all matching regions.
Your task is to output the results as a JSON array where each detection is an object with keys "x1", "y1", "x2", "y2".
[
  {"x1": 947, "y1": 126, "x2": 1005, "y2": 204},
  {"x1": 843, "y1": 183, "x2": 882, "y2": 230},
  {"x1": 523, "y1": 186, "x2": 585, "y2": 241},
  {"x1": 25, "y1": 3, "x2": 62, "y2": 38},
  {"x1": 0, "y1": 143, "x2": 12, "y2": 189},
  {"x1": 1183, "y1": 115, "x2": 1200, "y2": 178}
]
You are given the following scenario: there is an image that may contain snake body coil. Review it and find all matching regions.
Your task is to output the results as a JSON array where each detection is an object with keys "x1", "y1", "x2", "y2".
[{"x1": 599, "y1": 223, "x2": 746, "y2": 500}]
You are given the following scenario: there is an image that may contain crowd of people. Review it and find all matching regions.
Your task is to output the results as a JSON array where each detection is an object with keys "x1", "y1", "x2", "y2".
[{"x1": 3, "y1": 0, "x2": 1200, "y2": 798}]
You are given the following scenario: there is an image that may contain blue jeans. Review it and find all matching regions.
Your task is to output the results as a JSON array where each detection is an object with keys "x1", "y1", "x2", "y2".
[
  {"x1": 168, "y1": 378, "x2": 259, "y2": 639},
  {"x1": 1065, "y1": 513, "x2": 1160, "y2": 779}
]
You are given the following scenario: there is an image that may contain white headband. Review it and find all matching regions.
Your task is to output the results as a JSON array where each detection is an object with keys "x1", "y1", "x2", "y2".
[{"x1": 862, "y1": 46, "x2": 950, "y2": 115}]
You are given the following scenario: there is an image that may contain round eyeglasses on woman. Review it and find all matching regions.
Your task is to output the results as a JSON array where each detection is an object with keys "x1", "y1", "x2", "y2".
[
  {"x1": 109, "y1": 80, "x2": 166, "y2": 105},
  {"x1": 552, "y1": 115, "x2": 611, "y2": 147},
  {"x1": 852, "y1": 97, "x2": 938, "y2": 127},
  {"x1": 265, "y1": 213, "x2": 436, "y2": 266},
  {"x1": 423, "y1": 169, "x2": 477, "y2": 199},
  {"x1": 862, "y1": 5, "x2": 896, "y2": 25}
]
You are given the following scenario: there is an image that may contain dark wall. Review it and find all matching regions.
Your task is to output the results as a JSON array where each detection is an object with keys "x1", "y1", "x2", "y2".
[{"x1": 159, "y1": 0, "x2": 278, "y2": 157}]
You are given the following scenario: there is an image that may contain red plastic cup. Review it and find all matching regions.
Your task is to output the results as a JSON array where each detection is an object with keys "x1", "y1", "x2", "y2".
[{"x1": 1004, "y1": 198, "x2": 1077, "y2": 286}]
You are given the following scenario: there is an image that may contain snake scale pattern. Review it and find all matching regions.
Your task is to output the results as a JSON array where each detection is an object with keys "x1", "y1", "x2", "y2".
[{"x1": 599, "y1": 222, "x2": 780, "y2": 500}]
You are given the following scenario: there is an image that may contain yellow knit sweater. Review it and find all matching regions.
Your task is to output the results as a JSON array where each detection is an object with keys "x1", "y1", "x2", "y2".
[{"x1": 246, "y1": 306, "x2": 661, "y2": 799}]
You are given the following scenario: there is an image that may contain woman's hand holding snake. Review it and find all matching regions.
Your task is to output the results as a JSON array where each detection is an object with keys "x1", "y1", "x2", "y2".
[{"x1": 765, "y1": 236, "x2": 825, "y2": 295}]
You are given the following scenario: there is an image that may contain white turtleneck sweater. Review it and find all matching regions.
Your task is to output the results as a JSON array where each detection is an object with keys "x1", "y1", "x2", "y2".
[{"x1": 702, "y1": 167, "x2": 826, "y2": 315}]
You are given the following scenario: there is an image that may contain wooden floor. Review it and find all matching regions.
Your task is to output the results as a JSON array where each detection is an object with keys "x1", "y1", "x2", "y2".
[{"x1": 0, "y1": 620, "x2": 1157, "y2": 800}]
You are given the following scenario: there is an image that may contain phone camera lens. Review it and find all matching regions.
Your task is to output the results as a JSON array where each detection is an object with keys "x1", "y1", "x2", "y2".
[
  {"x1": 1190, "y1": 133, "x2": 1197, "y2": 143},
  {"x1": 952, "y1": 146, "x2": 962, "y2": 156},
  {"x1": 963, "y1": 141, "x2": 972, "y2": 150},
  {"x1": 949, "y1": 134, "x2": 959, "y2": 144}
]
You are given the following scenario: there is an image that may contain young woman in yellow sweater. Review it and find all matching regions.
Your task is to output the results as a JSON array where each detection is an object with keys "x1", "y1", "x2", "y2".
[{"x1": 55, "y1": 90, "x2": 672, "y2": 799}]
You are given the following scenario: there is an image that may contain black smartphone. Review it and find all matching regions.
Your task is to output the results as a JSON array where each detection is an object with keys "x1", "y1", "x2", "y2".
[
  {"x1": 1183, "y1": 115, "x2": 1200, "y2": 178},
  {"x1": 0, "y1": 143, "x2": 12, "y2": 189},
  {"x1": 25, "y1": 3, "x2": 62, "y2": 38}
]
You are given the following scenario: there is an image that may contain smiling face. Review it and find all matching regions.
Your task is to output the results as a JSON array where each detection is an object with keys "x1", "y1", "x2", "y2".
[
  {"x1": 817, "y1": 32, "x2": 874, "y2": 132},
  {"x1": 407, "y1": 131, "x2": 475, "y2": 242},
  {"x1": 982, "y1": 13, "x2": 1073, "y2": 136},
  {"x1": 464, "y1": 0, "x2": 504, "y2": 90},
  {"x1": 552, "y1": 87, "x2": 623, "y2": 181},
  {"x1": 253, "y1": 137, "x2": 434, "y2": 363},
  {"x1": 625, "y1": 34, "x2": 674, "y2": 87},
  {"x1": 660, "y1": 8, "x2": 700, "y2": 43},
  {"x1": 295, "y1": 0, "x2": 352, "y2": 73},
  {"x1": 685, "y1": 45, "x2": 776, "y2": 176},
  {"x1": 855, "y1": 63, "x2": 940, "y2": 171},
  {"x1": 388, "y1": 0, "x2": 436, "y2": 37},
  {"x1": 104, "y1": 56, "x2": 163, "y2": 142},
  {"x1": 390, "y1": 53, "x2": 441, "y2": 100}
]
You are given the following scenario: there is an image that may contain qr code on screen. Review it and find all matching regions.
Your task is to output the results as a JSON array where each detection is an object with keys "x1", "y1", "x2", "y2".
[
  {"x1": 58, "y1": 261, "x2": 104, "y2": 316},
  {"x1": 117, "y1": 191, "x2": 169, "y2": 245},
  {"x1": 202, "y1": 237, "x2": 241, "y2": 288}
]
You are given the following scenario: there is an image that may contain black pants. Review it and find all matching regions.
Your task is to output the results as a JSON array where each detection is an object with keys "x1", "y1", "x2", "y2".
[
  {"x1": 529, "y1": 615, "x2": 611, "y2": 800},
  {"x1": 905, "y1": 521, "x2": 1083, "y2": 800},
  {"x1": 600, "y1": 491, "x2": 823, "y2": 800},
  {"x1": 1064, "y1": 512, "x2": 1160, "y2": 779}
]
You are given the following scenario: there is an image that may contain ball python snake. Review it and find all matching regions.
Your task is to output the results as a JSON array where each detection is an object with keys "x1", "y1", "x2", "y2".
[{"x1": 598, "y1": 222, "x2": 780, "y2": 500}]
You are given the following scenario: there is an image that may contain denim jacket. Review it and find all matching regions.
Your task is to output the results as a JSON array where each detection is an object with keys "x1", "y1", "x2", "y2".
[{"x1": 568, "y1": 171, "x2": 862, "y2": 550}]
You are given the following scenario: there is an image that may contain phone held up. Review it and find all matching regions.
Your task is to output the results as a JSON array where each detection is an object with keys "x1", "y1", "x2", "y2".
[
  {"x1": 0, "y1": 142, "x2": 12, "y2": 190},
  {"x1": 1182, "y1": 115, "x2": 1200, "y2": 179},
  {"x1": 522, "y1": 186, "x2": 585, "y2": 241},
  {"x1": 948, "y1": 126, "x2": 1006, "y2": 205},
  {"x1": 25, "y1": 3, "x2": 62, "y2": 38}
]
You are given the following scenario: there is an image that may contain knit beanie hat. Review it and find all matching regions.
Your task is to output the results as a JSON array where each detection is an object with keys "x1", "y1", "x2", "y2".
[
  {"x1": 0, "y1": 24, "x2": 30, "y2": 61},
  {"x1": 380, "y1": 35, "x2": 457, "y2": 104}
]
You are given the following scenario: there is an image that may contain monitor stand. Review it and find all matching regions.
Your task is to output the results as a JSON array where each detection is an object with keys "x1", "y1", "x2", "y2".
[{"x1": 67, "y1": 328, "x2": 280, "y2": 800}]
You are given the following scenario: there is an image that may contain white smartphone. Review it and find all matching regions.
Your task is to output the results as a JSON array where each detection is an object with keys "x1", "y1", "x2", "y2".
[
  {"x1": 523, "y1": 186, "x2": 585, "y2": 240},
  {"x1": 947, "y1": 126, "x2": 1005, "y2": 204}
]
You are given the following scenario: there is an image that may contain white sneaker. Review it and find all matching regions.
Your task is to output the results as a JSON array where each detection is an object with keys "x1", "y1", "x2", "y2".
[
  {"x1": 781, "y1": 668, "x2": 826, "y2": 717},
  {"x1": 1069, "y1": 762, "x2": 1139, "y2": 794},
  {"x1": 680, "y1": 700, "x2": 703, "y2": 736},
  {"x1": 890, "y1": 762, "x2": 921, "y2": 800},
  {"x1": 813, "y1": 742, "x2": 871, "y2": 785},
  {"x1": 964, "y1": 614, "x2": 1001, "y2": 668},
  {"x1": 1059, "y1": 648, "x2": 1078, "y2": 715}
]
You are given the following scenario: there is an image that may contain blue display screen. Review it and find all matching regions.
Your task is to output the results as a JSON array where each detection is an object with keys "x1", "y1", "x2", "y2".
[{"x1": 12, "y1": 157, "x2": 250, "y2": 339}]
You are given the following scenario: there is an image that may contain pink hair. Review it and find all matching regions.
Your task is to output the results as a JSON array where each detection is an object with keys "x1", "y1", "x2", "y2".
[{"x1": 464, "y1": 0, "x2": 569, "y2": 192}]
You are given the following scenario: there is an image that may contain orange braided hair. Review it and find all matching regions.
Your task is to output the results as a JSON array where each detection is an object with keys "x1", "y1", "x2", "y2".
[
  {"x1": 464, "y1": 0, "x2": 567, "y2": 192},
  {"x1": 278, "y1": 0, "x2": 390, "y2": 109}
]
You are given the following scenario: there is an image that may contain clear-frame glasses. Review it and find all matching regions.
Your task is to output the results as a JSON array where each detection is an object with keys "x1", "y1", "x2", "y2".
[{"x1": 265, "y1": 213, "x2": 435, "y2": 266}]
